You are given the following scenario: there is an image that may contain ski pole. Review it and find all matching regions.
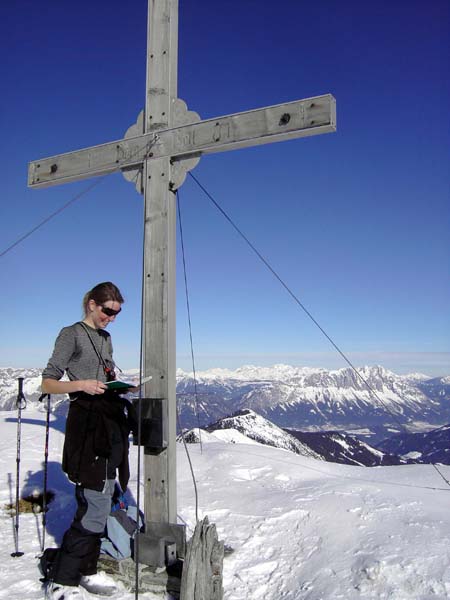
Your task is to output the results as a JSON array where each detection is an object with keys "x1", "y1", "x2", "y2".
[
  {"x1": 11, "y1": 377, "x2": 26, "y2": 557},
  {"x1": 39, "y1": 393, "x2": 51, "y2": 553}
]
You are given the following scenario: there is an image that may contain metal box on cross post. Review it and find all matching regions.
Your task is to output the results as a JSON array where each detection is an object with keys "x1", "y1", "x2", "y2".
[{"x1": 132, "y1": 398, "x2": 166, "y2": 453}]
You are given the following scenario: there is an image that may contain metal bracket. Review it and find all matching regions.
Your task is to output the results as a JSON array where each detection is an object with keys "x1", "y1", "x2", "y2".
[{"x1": 135, "y1": 522, "x2": 186, "y2": 568}]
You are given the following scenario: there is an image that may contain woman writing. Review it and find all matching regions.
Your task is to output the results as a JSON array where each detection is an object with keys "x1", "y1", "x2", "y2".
[{"x1": 40, "y1": 281, "x2": 133, "y2": 599}]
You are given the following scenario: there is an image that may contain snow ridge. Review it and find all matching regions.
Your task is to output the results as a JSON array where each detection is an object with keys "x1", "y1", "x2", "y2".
[{"x1": 206, "y1": 409, "x2": 322, "y2": 460}]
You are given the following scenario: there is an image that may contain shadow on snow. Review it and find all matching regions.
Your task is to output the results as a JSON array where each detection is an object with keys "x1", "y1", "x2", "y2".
[{"x1": 5, "y1": 404, "x2": 137, "y2": 547}]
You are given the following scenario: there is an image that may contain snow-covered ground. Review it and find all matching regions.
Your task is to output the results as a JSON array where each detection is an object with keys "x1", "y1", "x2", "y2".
[{"x1": 1, "y1": 407, "x2": 450, "y2": 599}]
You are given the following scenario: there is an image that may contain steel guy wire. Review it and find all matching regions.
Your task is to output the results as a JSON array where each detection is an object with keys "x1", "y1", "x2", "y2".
[
  {"x1": 176, "y1": 189, "x2": 203, "y2": 453},
  {"x1": 0, "y1": 134, "x2": 157, "y2": 260},
  {"x1": 0, "y1": 178, "x2": 106, "y2": 259},
  {"x1": 177, "y1": 408, "x2": 200, "y2": 524},
  {"x1": 176, "y1": 188, "x2": 201, "y2": 523},
  {"x1": 188, "y1": 171, "x2": 450, "y2": 489},
  {"x1": 187, "y1": 172, "x2": 391, "y2": 406}
]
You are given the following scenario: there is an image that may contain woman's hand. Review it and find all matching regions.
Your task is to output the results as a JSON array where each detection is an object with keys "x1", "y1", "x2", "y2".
[{"x1": 80, "y1": 380, "x2": 107, "y2": 395}]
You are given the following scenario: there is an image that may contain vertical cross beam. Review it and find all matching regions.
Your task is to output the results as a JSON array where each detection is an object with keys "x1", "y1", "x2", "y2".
[
  {"x1": 26, "y1": 0, "x2": 336, "y2": 568},
  {"x1": 142, "y1": 0, "x2": 178, "y2": 525}
]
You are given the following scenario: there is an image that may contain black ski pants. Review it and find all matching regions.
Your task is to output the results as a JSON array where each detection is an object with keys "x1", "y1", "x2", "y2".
[{"x1": 52, "y1": 481, "x2": 114, "y2": 586}]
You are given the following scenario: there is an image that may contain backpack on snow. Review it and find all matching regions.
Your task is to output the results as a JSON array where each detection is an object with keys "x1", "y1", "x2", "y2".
[{"x1": 100, "y1": 490, "x2": 144, "y2": 559}]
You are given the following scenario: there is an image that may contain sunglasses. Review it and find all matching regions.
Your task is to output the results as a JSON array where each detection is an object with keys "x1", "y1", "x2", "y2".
[{"x1": 99, "y1": 305, "x2": 122, "y2": 317}]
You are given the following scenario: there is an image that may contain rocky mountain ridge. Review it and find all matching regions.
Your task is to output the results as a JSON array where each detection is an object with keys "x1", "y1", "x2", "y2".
[
  {"x1": 1, "y1": 365, "x2": 449, "y2": 443},
  {"x1": 205, "y1": 408, "x2": 322, "y2": 460},
  {"x1": 285, "y1": 428, "x2": 408, "y2": 467},
  {"x1": 377, "y1": 424, "x2": 450, "y2": 465},
  {"x1": 175, "y1": 364, "x2": 450, "y2": 441},
  {"x1": 180, "y1": 408, "x2": 407, "y2": 467}
]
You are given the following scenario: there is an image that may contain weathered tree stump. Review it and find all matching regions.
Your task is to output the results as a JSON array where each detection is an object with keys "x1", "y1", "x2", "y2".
[{"x1": 180, "y1": 517, "x2": 224, "y2": 600}]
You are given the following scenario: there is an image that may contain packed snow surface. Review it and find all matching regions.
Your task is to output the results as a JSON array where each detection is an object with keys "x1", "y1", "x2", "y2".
[{"x1": 1, "y1": 408, "x2": 450, "y2": 599}]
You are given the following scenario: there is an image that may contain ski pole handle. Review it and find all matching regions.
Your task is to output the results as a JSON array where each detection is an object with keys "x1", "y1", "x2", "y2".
[{"x1": 17, "y1": 377, "x2": 26, "y2": 409}]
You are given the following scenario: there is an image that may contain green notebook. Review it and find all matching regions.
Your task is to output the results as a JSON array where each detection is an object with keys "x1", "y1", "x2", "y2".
[{"x1": 106, "y1": 380, "x2": 136, "y2": 390}]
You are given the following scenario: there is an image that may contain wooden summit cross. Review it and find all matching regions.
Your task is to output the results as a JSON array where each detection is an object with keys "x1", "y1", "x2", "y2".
[{"x1": 28, "y1": 0, "x2": 335, "y2": 568}]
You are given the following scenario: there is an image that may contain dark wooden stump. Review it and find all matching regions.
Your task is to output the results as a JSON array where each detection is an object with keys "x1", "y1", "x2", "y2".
[{"x1": 180, "y1": 517, "x2": 224, "y2": 600}]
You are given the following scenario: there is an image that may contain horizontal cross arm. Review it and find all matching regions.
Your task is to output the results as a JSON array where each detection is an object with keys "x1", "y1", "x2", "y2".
[
  {"x1": 27, "y1": 136, "x2": 155, "y2": 190},
  {"x1": 171, "y1": 93, "x2": 336, "y2": 158},
  {"x1": 28, "y1": 94, "x2": 336, "y2": 189}
]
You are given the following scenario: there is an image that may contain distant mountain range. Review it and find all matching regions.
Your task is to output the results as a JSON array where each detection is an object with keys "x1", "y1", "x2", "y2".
[
  {"x1": 3, "y1": 365, "x2": 449, "y2": 467},
  {"x1": 2, "y1": 365, "x2": 449, "y2": 445},
  {"x1": 175, "y1": 365, "x2": 450, "y2": 443},
  {"x1": 0, "y1": 367, "x2": 47, "y2": 408}
]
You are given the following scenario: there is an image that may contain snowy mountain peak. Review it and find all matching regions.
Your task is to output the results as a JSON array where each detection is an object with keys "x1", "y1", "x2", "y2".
[
  {"x1": 206, "y1": 408, "x2": 322, "y2": 460},
  {"x1": 403, "y1": 372, "x2": 431, "y2": 381}
]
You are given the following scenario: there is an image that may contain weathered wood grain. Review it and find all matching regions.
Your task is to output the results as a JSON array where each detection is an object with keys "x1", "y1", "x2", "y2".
[{"x1": 180, "y1": 517, "x2": 224, "y2": 600}]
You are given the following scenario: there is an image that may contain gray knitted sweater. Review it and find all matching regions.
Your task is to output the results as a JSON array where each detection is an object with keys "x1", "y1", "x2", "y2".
[{"x1": 42, "y1": 322, "x2": 115, "y2": 385}]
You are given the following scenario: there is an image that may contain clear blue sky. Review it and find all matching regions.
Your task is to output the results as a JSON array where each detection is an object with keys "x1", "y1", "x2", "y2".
[{"x1": 1, "y1": 0, "x2": 448, "y2": 376}]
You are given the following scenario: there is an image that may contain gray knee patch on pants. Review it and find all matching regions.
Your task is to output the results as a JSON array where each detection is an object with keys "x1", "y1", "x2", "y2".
[{"x1": 81, "y1": 480, "x2": 115, "y2": 533}]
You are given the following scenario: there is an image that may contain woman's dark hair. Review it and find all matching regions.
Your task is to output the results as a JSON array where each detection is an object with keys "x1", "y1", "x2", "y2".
[{"x1": 82, "y1": 282, "x2": 124, "y2": 316}]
